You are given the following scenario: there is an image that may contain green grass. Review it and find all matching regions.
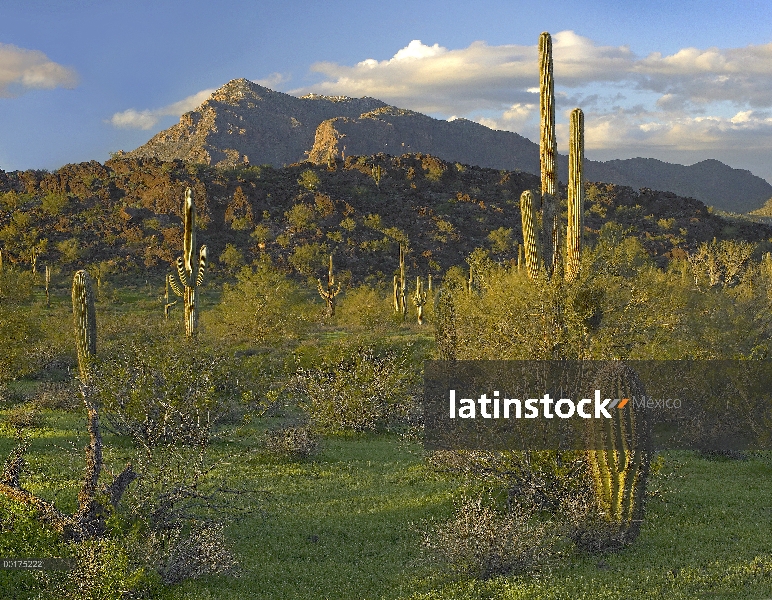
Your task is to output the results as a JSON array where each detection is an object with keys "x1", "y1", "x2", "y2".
[{"x1": 2, "y1": 408, "x2": 772, "y2": 599}]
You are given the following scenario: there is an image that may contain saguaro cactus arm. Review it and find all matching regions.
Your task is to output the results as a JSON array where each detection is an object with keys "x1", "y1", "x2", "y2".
[
  {"x1": 566, "y1": 108, "x2": 585, "y2": 282},
  {"x1": 539, "y1": 31, "x2": 558, "y2": 276},
  {"x1": 520, "y1": 190, "x2": 541, "y2": 279}
]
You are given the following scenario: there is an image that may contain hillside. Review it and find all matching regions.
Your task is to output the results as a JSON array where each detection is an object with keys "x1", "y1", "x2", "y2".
[
  {"x1": 125, "y1": 79, "x2": 772, "y2": 213},
  {"x1": 0, "y1": 154, "x2": 769, "y2": 286}
]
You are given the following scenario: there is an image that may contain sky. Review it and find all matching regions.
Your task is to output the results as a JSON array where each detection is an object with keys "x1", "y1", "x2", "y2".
[{"x1": 2, "y1": 0, "x2": 772, "y2": 183}]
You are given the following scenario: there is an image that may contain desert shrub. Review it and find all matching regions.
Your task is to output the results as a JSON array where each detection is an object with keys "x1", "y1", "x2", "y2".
[
  {"x1": 95, "y1": 339, "x2": 246, "y2": 449},
  {"x1": 0, "y1": 269, "x2": 45, "y2": 384},
  {"x1": 119, "y1": 447, "x2": 241, "y2": 588},
  {"x1": 422, "y1": 495, "x2": 557, "y2": 579},
  {"x1": 152, "y1": 522, "x2": 236, "y2": 585},
  {"x1": 33, "y1": 381, "x2": 80, "y2": 411},
  {"x1": 335, "y1": 284, "x2": 394, "y2": 330},
  {"x1": 209, "y1": 259, "x2": 313, "y2": 347},
  {"x1": 289, "y1": 242, "x2": 326, "y2": 277},
  {"x1": 37, "y1": 537, "x2": 155, "y2": 600},
  {"x1": 3, "y1": 403, "x2": 43, "y2": 432},
  {"x1": 264, "y1": 424, "x2": 320, "y2": 460},
  {"x1": 293, "y1": 341, "x2": 421, "y2": 433}
]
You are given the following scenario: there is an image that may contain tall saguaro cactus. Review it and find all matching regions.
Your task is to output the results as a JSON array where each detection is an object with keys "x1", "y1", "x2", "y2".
[
  {"x1": 539, "y1": 32, "x2": 559, "y2": 277},
  {"x1": 566, "y1": 108, "x2": 585, "y2": 282},
  {"x1": 168, "y1": 188, "x2": 207, "y2": 338},
  {"x1": 412, "y1": 276, "x2": 428, "y2": 325},
  {"x1": 393, "y1": 244, "x2": 407, "y2": 319},
  {"x1": 72, "y1": 270, "x2": 97, "y2": 383},
  {"x1": 521, "y1": 33, "x2": 585, "y2": 282},
  {"x1": 317, "y1": 254, "x2": 342, "y2": 316}
]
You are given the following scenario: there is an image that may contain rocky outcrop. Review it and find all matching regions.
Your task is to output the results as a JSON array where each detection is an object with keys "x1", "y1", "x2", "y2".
[
  {"x1": 308, "y1": 109, "x2": 772, "y2": 213},
  {"x1": 308, "y1": 107, "x2": 539, "y2": 173}
]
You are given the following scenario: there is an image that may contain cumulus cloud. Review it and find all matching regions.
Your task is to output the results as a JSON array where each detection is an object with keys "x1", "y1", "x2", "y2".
[
  {"x1": 253, "y1": 72, "x2": 290, "y2": 89},
  {"x1": 305, "y1": 39, "x2": 536, "y2": 114},
  {"x1": 0, "y1": 43, "x2": 78, "y2": 97},
  {"x1": 298, "y1": 32, "x2": 772, "y2": 171},
  {"x1": 109, "y1": 88, "x2": 215, "y2": 130}
]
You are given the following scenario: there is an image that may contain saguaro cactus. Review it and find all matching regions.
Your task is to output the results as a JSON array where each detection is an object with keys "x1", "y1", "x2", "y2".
[
  {"x1": 394, "y1": 244, "x2": 407, "y2": 319},
  {"x1": 412, "y1": 276, "x2": 428, "y2": 325},
  {"x1": 317, "y1": 254, "x2": 342, "y2": 316},
  {"x1": 521, "y1": 33, "x2": 586, "y2": 281},
  {"x1": 45, "y1": 265, "x2": 51, "y2": 308},
  {"x1": 72, "y1": 270, "x2": 97, "y2": 383},
  {"x1": 539, "y1": 31, "x2": 559, "y2": 277},
  {"x1": 168, "y1": 188, "x2": 207, "y2": 338},
  {"x1": 583, "y1": 363, "x2": 651, "y2": 551},
  {"x1": 566, "y1": 108, "x2": 584, "y2": 282},
  {"x1": 520, "y1": 190, "x2": 541, "y2": 279}
]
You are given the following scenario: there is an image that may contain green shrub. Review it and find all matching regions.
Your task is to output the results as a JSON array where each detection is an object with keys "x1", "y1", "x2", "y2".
[
  {"x1": 293, "y1": 342, "x2": 420, "y2": 433},
  {"x1": 96, "y1": 339, "x2": 245, "y2": 448}
]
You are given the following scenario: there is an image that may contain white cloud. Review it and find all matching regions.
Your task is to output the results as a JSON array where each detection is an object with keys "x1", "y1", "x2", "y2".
[
  {"x1": 253, "y1": 72, "x2": 290, "y2": 89},
  {"x1": 304, "y1": 39, "x2": 536, "y2": 114},
  {"x1": 297, "y1": 33, "x2": 772, "y2": 169},
  {"x1": 109, "y1": 88, "x2": 215, "y2": 130},
  {"x1": 578, "y1": 108, "x2": 772, "y2": 156},
  {"x1": 0, "y1": 43, "x2": 78, "y2": 97}
]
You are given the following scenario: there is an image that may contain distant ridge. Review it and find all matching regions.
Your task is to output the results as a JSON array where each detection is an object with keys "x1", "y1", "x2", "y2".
[{"x1": 127, "y1": 79, "x2": 772, "y2": 213}]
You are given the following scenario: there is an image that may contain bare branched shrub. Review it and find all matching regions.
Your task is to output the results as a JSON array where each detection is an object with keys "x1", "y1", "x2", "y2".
[
  {"x1": 422, "y1": 495, "x2": 557, "y2": 579},
  {"x1": 264, "y1": 424, "x2": 320, "y2": 460},
  {"x1": 34, "y1": 381, "x2": 80, "y2": 411},
  {"x1": 119, "y1": 446, "x2": 245, "y2": 588},
  {"x1": 154, "y1": 521, "x2": 237, "y2": 585}
]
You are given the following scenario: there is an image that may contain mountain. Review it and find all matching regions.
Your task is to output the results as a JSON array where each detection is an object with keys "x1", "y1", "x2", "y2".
[
  {"x1": 125, "y1": 79, "x2": 386, "y2": 167},
  {"x1": 127, "y1": 79, "x2": 772, "y2": 213}
]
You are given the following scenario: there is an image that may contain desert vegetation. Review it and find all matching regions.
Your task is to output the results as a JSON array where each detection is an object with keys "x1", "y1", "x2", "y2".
[{"x1": 3, "y1": 31, "x2": 772, "y2": 600}]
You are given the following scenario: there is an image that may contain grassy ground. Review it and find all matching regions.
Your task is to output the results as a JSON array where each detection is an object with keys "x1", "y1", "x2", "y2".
[
  {"x1": 3, "y1": 278, "x2": 772, "y2": 598},
  {"x1": 2, "y1": 406, "x2": 772, "y2": 599}
]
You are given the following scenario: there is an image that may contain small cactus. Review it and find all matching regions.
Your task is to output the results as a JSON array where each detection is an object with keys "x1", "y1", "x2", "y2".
[
  {"x1": 371, "y1": 164, "x2": 383, "y2": 188},
  {"x1": 412, "y1": 276, "x2": 428, "y2": 325},
  {"x1": 566, "y1": 108, "x2": 584, "y2": 282},
  {"x1": 317, "y1": 254, "x2": 341, "y2": 316},
  {"x1": 583, "y1": 363, "x2": 651, "y2": 551},
  {"x1": 45, "y1": 265, "x2": 51, "y2": 308},
  {"x1": 168, "y1": 188, "x2": 207, "y2": 338},
  {"x1": 72, "y1": 270, "x2": 97, "y2": 383}
]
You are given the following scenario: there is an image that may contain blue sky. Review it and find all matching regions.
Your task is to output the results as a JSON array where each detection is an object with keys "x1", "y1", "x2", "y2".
[{"x1": 3, "y1": 0, "x2": 772, "y2": 183}]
